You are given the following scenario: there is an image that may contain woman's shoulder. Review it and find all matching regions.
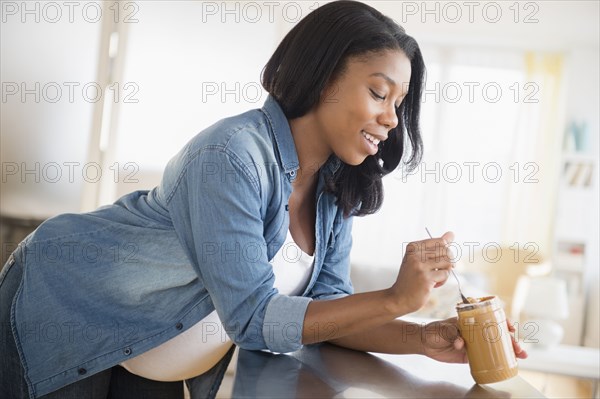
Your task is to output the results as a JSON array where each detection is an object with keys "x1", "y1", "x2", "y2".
[
  {"x1": 157, "y1": 107, "x2": 281, "y2": 202},
  {"x1": 185, "y1": 108, "x2": 276, "y2": 164}
]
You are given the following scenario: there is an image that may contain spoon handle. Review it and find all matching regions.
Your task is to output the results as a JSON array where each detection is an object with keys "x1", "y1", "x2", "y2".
[{"x1": 425, "y1": 228, "x2": 470, "y2": 304}]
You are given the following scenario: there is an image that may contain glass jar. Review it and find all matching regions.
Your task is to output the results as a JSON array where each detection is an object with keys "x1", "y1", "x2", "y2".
[{"x1": 456, "y1": 296, "x2": 518, "y2": 384}]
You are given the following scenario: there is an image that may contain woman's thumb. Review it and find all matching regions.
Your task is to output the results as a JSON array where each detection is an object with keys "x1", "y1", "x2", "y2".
[{"x1": 442, "y1": 231, "x2": 455, "y2": 244}]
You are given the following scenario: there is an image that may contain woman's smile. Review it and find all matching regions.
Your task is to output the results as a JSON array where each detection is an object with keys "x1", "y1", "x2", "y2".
[{"x1": 361, "y1": 130, "x2": 381, "y2": 156}]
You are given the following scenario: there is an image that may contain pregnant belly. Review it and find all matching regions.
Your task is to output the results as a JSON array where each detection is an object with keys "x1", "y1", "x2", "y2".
[{"x1": 120, "y1": 310, "x2": 233, "y2": 381}]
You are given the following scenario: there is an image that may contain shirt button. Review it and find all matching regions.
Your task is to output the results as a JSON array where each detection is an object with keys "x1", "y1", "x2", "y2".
[
  {"x1": 290, "y1": 170, "x2": 296, "y2": 177},
  {"x1": 176, "y1": 322, "x2": 183, "y2": 330},
  {"x1": 123, "y1": 347, "x2": 132, "y2": 356},
  {"x1": 78, "y1": 368, "x2": 87, "y2": 375}
]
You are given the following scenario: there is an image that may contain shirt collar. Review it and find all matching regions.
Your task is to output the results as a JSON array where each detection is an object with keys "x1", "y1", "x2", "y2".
[
  {"x1": 261, "y1": 95, "x2": 299, "y2": 176},
  {"x1": 261, "y1": 95, "x2": 342, "y2": 179}
]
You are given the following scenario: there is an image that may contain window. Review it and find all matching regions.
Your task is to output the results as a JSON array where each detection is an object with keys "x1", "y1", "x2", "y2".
[{"x1": 351, "y1": 47, "x2": 535, "y2": 267}]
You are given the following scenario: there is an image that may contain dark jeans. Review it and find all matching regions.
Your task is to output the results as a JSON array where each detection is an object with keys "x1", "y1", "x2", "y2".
[{"x1": 0, "y1": 251, "x2": 235, "y2": 399}]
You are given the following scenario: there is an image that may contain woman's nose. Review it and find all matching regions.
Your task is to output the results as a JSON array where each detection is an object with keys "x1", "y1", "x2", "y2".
[{"x1": 378, "y1": 104, "x2": 399, "y2": 130}]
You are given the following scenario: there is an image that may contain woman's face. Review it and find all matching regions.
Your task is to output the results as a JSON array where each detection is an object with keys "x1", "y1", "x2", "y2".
[{"x1": 314, "y1": 49, "x2": 412, "y2": 166}]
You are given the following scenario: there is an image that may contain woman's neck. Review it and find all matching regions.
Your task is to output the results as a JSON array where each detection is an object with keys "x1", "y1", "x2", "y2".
[{"x1": 288, "y1": 111, "x2": 332, "y2": 190}]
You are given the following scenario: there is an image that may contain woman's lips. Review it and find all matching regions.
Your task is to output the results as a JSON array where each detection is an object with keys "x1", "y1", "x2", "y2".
[{"x1": 361, "y1": 130, "x2": 379, "y2": 155}]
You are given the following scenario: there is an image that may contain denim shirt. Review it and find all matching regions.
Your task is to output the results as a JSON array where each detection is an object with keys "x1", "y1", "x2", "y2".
[{"x1": 9, "y1": 95, "x2": 354, "y2": 398}]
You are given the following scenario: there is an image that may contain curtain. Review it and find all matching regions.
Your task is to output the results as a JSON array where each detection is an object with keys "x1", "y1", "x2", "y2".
[{"x1": 502, "y1": 52, "x2": 565, "y2": 258}]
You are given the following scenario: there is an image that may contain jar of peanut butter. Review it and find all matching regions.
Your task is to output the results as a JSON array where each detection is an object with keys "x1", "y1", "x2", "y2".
[{"x1": 456, "y1": 296, "x2": 518, "y2": 384}]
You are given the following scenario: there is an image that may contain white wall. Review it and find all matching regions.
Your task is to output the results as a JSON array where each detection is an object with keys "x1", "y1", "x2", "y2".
[
  {"x1": 1, "y1": 2, "x2": 102, "y2": 218},
  {"x1": 114, "y1": 1, "x2": 281, "y2": 171},
  {"x1": 373, "y1": 0, "x2": 599, "y2": 50}
]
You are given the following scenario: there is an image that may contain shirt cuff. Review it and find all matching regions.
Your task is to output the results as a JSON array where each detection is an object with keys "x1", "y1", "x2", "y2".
[
  {"x1": 313, "y1": 293, "x2": 350, "y2": 301},
  {"x1": 262, "y1": 294, "x2": 312, "y2": 353}
]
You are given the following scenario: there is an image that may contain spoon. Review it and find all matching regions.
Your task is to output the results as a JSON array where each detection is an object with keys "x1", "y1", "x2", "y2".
[{"x1": 425, "y1": 227, "x2": 470, "y2": 304}]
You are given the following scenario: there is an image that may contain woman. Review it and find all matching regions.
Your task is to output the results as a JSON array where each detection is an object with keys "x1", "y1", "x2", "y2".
[{"x1": 0, "y1": 1, "x2": 526, "y2": 398}]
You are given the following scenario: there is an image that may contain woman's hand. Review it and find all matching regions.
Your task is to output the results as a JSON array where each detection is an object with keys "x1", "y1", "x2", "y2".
[
  {"x1": 389, "y1": 231, "x2": 455, "y2": 315},
  {"x1": 420, "y1": 318, "x2": 468, "y2": 363},
  {"x1": 420, "y1": 317, "x2": 528, "y2": 364}
]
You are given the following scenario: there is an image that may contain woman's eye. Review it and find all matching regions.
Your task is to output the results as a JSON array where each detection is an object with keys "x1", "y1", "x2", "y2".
[{"x1": 370, "y1": 89, "x2": 385, "y2": 100}]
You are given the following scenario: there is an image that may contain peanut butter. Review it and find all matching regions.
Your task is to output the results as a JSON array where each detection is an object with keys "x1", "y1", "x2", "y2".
[{"x1": 456, "y1": 296, "x2": 518, "y2": 384}]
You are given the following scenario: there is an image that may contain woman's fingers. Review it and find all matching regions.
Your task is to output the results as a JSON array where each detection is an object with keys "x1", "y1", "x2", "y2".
[
  {"x1": 409, "y1": 239, "x2": 453, "y2": 285},
  {"x1": 394, "y1": 231, "x2": 457, "y2": 312},
  {"x1": 453, "y1": 335, "x2": 465, "y2": 351},
  {"x1": 441, "y1": 231, "x2": 455, "y2": 245},
  {"x1": 511, "y1": 333, "x2": 528, "y2": 359},
  {"x1": 507, "y1": 319, "x2": 528, "y2": 359},
  {"x1": 507, "y1": 318, "x2": 517, "y2": 332},
  {"x1": 431, "y1": 269, "x2": 450, "y2": 287},
  {"x1": 421, "y1": 238, "x2": 448, "y2": 248},
  {"x1": 410, "y1": 239, "x2": 455, "y2": 266}
]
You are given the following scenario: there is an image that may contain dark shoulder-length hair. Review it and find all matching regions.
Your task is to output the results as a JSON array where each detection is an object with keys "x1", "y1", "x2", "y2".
[{"x1": 261, "y1": 0, "x2": 425, "y2": 217}]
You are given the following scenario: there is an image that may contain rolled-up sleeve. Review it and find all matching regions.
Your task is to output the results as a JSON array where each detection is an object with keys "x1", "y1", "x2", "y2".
[
  {"x1": 262, "y1": 295, "x2": 312, "y2": 352},
  {"x1": 166, "y1": 147, "x2": 311, "y2": 352}
]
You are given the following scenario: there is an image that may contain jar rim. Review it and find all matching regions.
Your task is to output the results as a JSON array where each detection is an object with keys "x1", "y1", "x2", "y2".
[{"x1": 455, "y1": 295, "x2": 498, "y2": 311}]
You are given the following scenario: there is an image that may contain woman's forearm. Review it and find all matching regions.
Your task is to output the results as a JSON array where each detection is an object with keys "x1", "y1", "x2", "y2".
[
  {"x1": 301, "y1": 289, "x2": 412, "y2": 346},
  {"x1": 327, "y1": 319, "x2": 425, "y2": 354}
]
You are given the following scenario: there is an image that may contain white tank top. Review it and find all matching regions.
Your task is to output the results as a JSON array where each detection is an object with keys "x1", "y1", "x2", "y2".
[{"x1": 120, "y1": 229, "x2": 315, "y2": 381}]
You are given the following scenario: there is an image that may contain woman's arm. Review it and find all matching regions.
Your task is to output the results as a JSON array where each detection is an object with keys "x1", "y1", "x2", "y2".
[
  {"x1": 325, "y1": 316, "x2": 527, "y2": 363},
  {"x1": 325, "y1": 317, "x2": 425, "y2": 355},
  {"x1": 302, "y1": 233, "x2": 454, "y2": 345},
  {"x1": 302, "y1": 229, "x2": 526, "y2": 363},
  {"x1": 302, "y1": 289, "x2": 410, "y2": 346},
  {"x1": 325, "y1": 317, "x2": 470, "y2": 364}
]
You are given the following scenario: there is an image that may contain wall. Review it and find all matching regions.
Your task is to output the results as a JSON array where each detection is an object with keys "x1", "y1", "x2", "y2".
[{"x1": 1, "y1": 2, "x2": 102, "y2": 218}]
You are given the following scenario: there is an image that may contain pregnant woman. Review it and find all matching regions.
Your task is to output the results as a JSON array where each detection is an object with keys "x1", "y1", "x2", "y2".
[{"x1": 0, "y1": 1, "x2": 526, "y2": 398}]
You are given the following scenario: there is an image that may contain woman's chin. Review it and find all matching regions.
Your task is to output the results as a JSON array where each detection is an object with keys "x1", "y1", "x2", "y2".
[{"x1": 333, "y1": 150, "x2": 368, "y2": 166}]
